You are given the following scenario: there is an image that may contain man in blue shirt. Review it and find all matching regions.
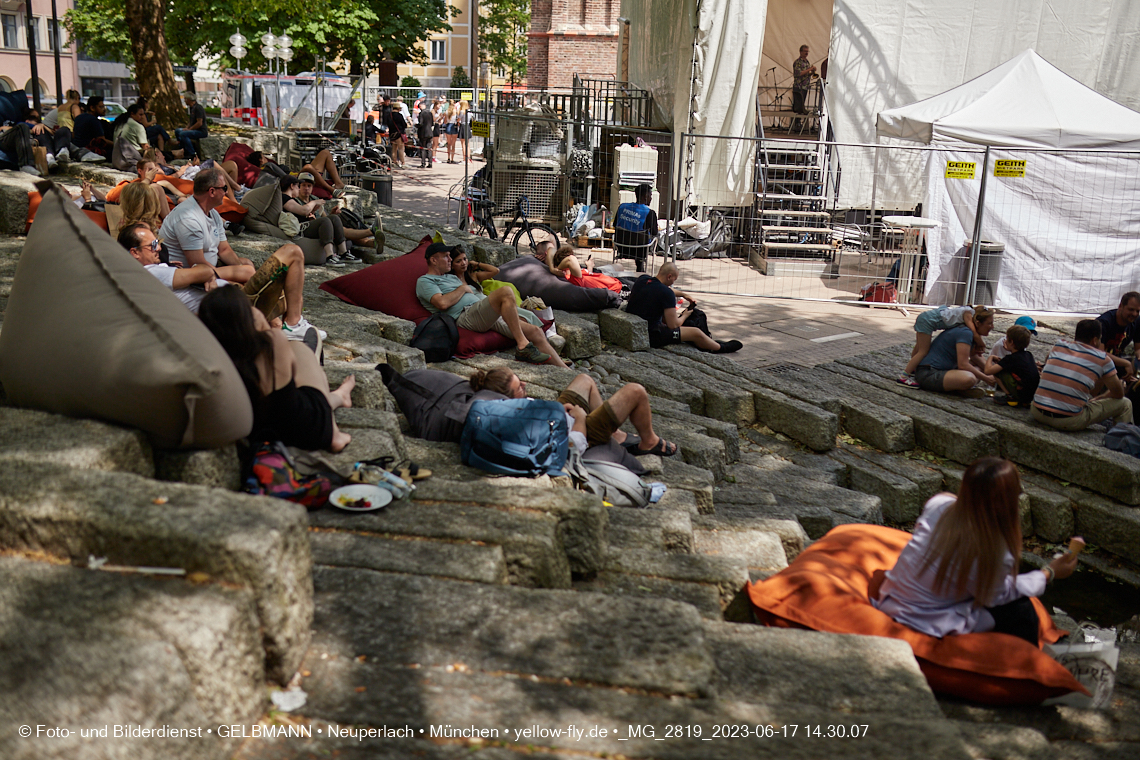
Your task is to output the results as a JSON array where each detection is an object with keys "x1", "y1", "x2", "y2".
[
  {"x1": 614, "y1": 183, "x2": 658, "y2": 273},
  {"x1": 415, "y1": 243, "x2": 566, "y2": 366},
  {"x1": 915, "y1": 306, "x2": 996, "y2": 394}
]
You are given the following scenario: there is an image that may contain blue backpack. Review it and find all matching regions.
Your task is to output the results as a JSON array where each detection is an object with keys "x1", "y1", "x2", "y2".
[{"x1": 461, "y1": 398, "x2": 569, "y2": 477}]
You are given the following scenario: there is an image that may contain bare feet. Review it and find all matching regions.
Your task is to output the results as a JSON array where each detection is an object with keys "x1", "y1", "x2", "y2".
[
  {"x1": 331, "y1": 375, "x2": 355, "y2": 410},
  {"x1": 330, "y1": 429, "x2": 352, "y2": 453}
]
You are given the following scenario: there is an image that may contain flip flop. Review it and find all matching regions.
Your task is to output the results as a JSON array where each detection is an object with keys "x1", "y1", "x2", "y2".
[{"x1": 632, "y1": 438, "x2": 677, "y2": 457}]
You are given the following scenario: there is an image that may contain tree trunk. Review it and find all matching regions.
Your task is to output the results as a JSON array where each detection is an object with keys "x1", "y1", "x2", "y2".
[{"x1": 124, "y1": 0, "x2": 185, "y2": 130}]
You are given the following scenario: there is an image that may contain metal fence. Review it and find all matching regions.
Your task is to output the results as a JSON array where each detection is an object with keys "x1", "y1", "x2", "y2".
[{"x1": 667, "y1": 134, "x2": 1140, "y2": 314}]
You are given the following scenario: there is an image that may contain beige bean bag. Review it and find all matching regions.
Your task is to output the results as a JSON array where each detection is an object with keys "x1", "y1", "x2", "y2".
[
  {"x1": 0, "y1": 182, "x2": 253, "y2": 448},
  {"x1": 240, "y1": 182, "x2": 327, "y2": 265}
]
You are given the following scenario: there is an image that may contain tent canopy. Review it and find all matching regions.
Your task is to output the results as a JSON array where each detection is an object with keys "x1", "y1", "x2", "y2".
[{"x1": 876, "y1": 50, "x2": 1140, "y2": 150}]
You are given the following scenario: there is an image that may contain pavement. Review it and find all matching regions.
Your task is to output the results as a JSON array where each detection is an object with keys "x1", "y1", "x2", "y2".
[{"x1": 388, "y1": 154, "x2": 920, "y2": 370}]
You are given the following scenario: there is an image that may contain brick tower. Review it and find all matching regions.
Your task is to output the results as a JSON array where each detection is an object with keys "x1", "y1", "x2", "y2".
[{"x1": 527, "y1": 0, "x2": 620, "y2": 89}]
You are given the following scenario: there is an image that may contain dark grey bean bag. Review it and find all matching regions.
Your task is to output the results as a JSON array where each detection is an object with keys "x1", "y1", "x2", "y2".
[{"x1": 495, "y1": 256, "x2": 620, "y2": 312}]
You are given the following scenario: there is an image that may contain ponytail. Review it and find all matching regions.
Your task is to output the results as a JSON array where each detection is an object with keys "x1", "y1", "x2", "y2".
[{"x1": 469, "y1": 366, "x2": 514, "y2": 395}]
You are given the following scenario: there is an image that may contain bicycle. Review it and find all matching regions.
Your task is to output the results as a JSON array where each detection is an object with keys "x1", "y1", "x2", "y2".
[
  {"x1": 501, "y1": 195, "x2": 560, "y2": 257},
  {"x1": 457, "y1": 174, "x2": 499, "y2": 240}
]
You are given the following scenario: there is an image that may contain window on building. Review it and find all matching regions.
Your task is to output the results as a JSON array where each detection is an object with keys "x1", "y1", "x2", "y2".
[
  {"x1": 81, "y1": 77, "x2": 112, "y2": 99},
  {"x1": 1, "y1": 13, "x2": 18, "y2": 49},
  {"x1": 29, "y1": 16, "x2": 40, "y2": 50},
  {"x1": 0, "y1": 76, "x2": 14, "y2": 93},
  {"x1": 47, "y1": 18, "x2": 62, "y2": 52},
  {"x1": 430, "y1": 39, "x2": 446, "y2": 63}
]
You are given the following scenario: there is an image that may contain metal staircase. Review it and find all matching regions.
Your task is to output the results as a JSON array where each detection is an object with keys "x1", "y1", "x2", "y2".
[{"x1": 750, "y1": 83, "x2": 840, "y2": 277}]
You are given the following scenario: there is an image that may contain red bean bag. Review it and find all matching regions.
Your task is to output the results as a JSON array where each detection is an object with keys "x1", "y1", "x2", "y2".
[
  {"x1": 223, "y1": 142, "x2": 262, "y2": 188},
  {"x1": 748, "y1": 524, "x2": 1088, "y2": 705},
  {"x1": 26, "y1": 191, "x2": 108, "y2": 234},
  {"x1": 318, "y1": 236, "x2": 514, "y2": 358}
]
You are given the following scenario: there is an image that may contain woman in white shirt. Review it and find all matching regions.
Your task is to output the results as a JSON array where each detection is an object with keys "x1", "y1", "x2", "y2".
[{"x1": 873, "y1": 456, "x2": 1078, "y2": 644}]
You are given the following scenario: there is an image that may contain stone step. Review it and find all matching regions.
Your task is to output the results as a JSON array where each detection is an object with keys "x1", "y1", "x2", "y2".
[
  {"x1": 836, "y1": 353, "x2": 1140, "y2": 506},
  {"x1": 827, "y1": 448, "x2": 925, "y2": 523},
  {"x1": 0, "y1": 461, "x2": 312, "y2": 684},
  {"x1": 714, "y1": 469, "x2": 882, "y2": 539},
  {"x1": 154, "y1": 446, "x2": 242, "y2": 490},
  {"x1": 660, "y1": 457, "x2": 716, "y2": 514},
  {"x1": 653, "y1": 347, "x2": 839, "y2": 451},
  {"x1": 712, "y1": 490, "x2": 837, "y2": 541},
  {"x1": 693, "y1": 514, "x2": 809, "y2": 562},
  {"x1": 551, "y1": 309, "x2": 603, "y2": 359},
  {"x1": 742, "y1": 427, "x2": 851, "y2": 485},
  {"x1": 576, "y1": 571, "x2": 726, "y2": 619},
  {"x1": 734, "y1": 451, "x2": 839, "y2": 485},
  {"x1": 692, "y1": 524, "x2": 788, "y2": 581},
  {"x1": 591, "y1": 353, "x2": 705, "y2": 413},
  {"x1": 601, "y1": 547, "x2": 750, "y2": 613},
  {"x1": 0, "y1": 556, "x2": 261, "y2": 760},
  {"x1": 413, "y1": 479, "x2": 609, "y2": 577},
  {"x1": 650, "y1": 418, "x2": 728, "y2": 480},
  {"x1": 616, "y1": 349, "x2": 756, "y2": 427},
  {"x1": 597, "y1": 307, "x2": 650, "y2": 350},
  {"x1": 323, "y1": 361, "x2": 398, "y2": 412},
  {"x1": 309, "y1": 491, "x2": 570, "y2": 589},
  {"x1": 806, "y1": 363, "x2": 999, "y2": 464},
  {"x1": 950, "y1": 720, "x2": 1058, "y2": 760},
  {"x1": 309, "y1": 530, "x2": 509, "y2": 585},
  {"x1": 838, "y1": 442, "x2": 945, "y2": 505},
  {"x1": 605, "y1": 506, "x2": 694, "y2": 553},
  {"x1": 308, "y1": 566, "x2": 717, "y2": 695},
  {"x1": 0, "y1": 406, "x2": 153, "y2": 477}
]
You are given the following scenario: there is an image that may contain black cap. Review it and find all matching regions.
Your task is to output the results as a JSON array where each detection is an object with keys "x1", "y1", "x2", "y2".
[{"x1": 424, "y1": 242, "x2": 456, "y2": 262}]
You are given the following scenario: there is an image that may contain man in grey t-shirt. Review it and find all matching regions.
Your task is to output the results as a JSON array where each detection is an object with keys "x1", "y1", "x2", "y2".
[
  {"x1": 414, "y1": 242, "x2": 565, "y2": 366},
  {"x1": 164, "y1": 166, "x2": 323, "y2": 341}
]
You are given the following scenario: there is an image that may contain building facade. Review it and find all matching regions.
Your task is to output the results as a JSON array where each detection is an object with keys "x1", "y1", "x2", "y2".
[
  {"x1": 396, "y1": 0, "x2": 476, "y2": 89},
  {"x1": 0, "y1": 0, "x2": 79, "y2": 101},
  {"x1": 527, "y1": 0, "x2": 619, "y2": 90}
]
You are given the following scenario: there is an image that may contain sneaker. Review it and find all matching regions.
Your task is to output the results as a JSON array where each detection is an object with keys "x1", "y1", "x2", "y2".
[
  {"x1": 515, "y1": 342, "x2": 550, "y2": 365},
  {"x1": 46, "y1": 153, "x2": 57, "y2": 168},
  {"x1": 992, "y1": 392, "x2": 1011, "y2": 406},
  {"x1": 56, "y1": 147, "x2": 70, "y2": 163},
  {"x1": 81, "y1": 151, "x2": 106, "y2": 163},
  {"x1": 332, "y1": 187, "x2": 347, "y2": 199},
  {"x1": 226, "y1": 223, "x2": 244, "y2": 237},
  {"x1": 20, "y1": 165, "x2": 42, "y2": 177},
  {"x1": 715, "y1": 339, "x2": 743, "y2": 353},
  {"x1": 339, "y1": 250, "x2": 360, "y2": 262},
  {"x1": 896, "y1": 374, "x2": 920, "y2": 388},
  {"x1": 957, "y1": 387, "x2": 986, "y2": 399},
  {"x1": 324, "y1": 254, "x2": 346, "y2": 268},
  {"x1": 283, "y1": 316, "x2": 326, "y2": 341}
]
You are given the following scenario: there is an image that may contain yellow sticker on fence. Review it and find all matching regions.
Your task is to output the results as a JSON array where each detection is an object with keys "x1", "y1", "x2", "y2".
[
  {"x1": 471, "y1": 120, "x2": 491, "y2": 138},
  {"x1": 461, "y1": 92, "x2": 473, "y2": 102},
  {"x1": 945, "y1": 161, "x2": 977, "y2": 179},
  {"x1": 994, "y1": 160, "x2": 1026, "y2": 178}
]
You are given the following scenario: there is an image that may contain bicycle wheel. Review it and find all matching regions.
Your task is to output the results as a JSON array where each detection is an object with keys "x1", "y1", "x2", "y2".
[{"x1": 513, "y1": 224, "x2": 560, "y2": 257}]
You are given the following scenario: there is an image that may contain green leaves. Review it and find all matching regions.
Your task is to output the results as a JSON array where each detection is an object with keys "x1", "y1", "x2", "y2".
[
  {"x1": 480, "y1": 0, "x2": 528, "y2": 85},
  {"x1": 68, "y1": 0, "x2": 455, "y2": 74}
]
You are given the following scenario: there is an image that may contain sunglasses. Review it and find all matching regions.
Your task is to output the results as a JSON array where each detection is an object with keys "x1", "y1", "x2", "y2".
[{"x1": 135, "y1": 239, "x2": 162, "y2": 252}]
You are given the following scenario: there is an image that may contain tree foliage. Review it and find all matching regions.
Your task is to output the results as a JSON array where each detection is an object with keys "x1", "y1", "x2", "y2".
[
  {"x1": 400, "y1": 75, "x2": 422, "y2": 88},
  {"x1": 450, "y1": 65, "x2": 470, "y2": 88},
  {"x1": 480, "y1": 0, "x2": 528, "y2": 86},
  {"x1": 67, "y1": 0, "x2": 456, "y2": 75}
]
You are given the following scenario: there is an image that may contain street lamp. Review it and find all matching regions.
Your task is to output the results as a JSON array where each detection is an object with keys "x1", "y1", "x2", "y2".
[{"x1": 260, "y1": 31, "x2": 294, "y2": 128}]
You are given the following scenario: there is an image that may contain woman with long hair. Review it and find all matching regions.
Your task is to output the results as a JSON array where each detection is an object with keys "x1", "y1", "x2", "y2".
[
  {"x1": 119, "y1": 179, "x2": 167, "y2": 229},
  {"x1": 450, "y1": 250, "x2": 540, "y2": 327},
  {"x1": 457, "y1": 100, "x2": 470, "y2": 161},
  {"x1": 444, "y1": 101, "x2": 459, "y2": 163},
  {"x1": 874, "y1": 456, "x2": 1078, "y2": 644},
  {"x1": 547, "y1": 245, "x2": 622, "y2": 293},
  {"x1": 198, "y1": 285, "x2": 355, "y2": 452}
]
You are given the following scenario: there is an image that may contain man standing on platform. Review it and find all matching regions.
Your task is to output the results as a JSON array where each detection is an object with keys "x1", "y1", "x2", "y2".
[{"x1": 792, "y1": 45, "x2": 816, "y2": 116}]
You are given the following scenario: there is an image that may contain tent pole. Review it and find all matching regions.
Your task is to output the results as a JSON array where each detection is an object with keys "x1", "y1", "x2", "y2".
[
  {"x1": 965, "y1": 146, "x2": 991, "y2": 305},
  {"x1": 870, "y1": 137, "x2": 879, "y2": 250}
]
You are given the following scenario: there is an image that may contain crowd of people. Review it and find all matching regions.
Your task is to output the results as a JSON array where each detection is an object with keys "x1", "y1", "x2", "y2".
[
  {"x1": 898, "y1": 293, "x2": 1140, "y2": 434},
  {"x1": 362, "y1": 93, "x2": 472, "y2": 169}
]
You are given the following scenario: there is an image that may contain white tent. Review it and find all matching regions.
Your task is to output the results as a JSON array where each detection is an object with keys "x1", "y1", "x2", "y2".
[{"x1": 876, "y1": 50, "x2": 1140, "y2": 312}]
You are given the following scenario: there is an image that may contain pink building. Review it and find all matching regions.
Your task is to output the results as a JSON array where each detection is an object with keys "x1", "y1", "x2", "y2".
[{"x1": 0, "y1": 0, "x2": 80, "y2": 102}]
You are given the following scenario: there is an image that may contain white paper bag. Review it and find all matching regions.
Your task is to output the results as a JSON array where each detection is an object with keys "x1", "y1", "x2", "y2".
[{"x1": 1042, "y1": 623, "x2": 1119, "y2": 709}]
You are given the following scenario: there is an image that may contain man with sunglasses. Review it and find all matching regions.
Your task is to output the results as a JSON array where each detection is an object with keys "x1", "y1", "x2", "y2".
[
  {"x1": 163, "y1": 166, "x2": 322, "y2": 339},
  {"x1": 118, "y1": 221, "x2": 223, "y2": 314}
]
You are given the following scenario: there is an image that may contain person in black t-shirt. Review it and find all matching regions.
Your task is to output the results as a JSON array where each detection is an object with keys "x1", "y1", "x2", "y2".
[
  {"x1": 624, "y1": 262, "x2": 742, "y2": 353},
  {"x1": 1095, "y1": 291, "x2": 1140, "y2": 383},
  {"x1": 984, "y1": 325, "x2": 1039, "y2": 406},
  {"x1": 173, "y1": 92, "x2": 209, "y2": 160}
]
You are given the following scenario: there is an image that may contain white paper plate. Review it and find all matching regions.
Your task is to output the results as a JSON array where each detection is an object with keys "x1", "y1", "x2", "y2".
[{"x1": 329, "y1": 484, "x2": 392, "y2": 512}]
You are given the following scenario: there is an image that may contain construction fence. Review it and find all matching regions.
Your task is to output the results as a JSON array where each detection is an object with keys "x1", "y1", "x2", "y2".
[{"x1": 669, "y1": 135, "x2": 1140, "y2": 314}]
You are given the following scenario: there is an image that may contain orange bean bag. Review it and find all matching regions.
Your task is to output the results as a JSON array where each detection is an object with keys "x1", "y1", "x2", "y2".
[
  {"x1": 26, "y1": 191, "x2": 108, "y2": 234},
  {"x1": 103, "y1": 179, "x2": 133, "y2": 204},
  {"x1": 747, "y1": 524, "x2": 1088, "y2": 705}
]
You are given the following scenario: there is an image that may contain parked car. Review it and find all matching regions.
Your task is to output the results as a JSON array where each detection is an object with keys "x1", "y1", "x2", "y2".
[{"x1": 102, "y1": 100, "x2": 127, "y2": 119}]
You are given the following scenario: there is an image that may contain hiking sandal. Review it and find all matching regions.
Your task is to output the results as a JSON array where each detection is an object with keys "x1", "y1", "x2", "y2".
[{"x1": 632, "y1": 437, "x2": 677, "y2": 457}]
